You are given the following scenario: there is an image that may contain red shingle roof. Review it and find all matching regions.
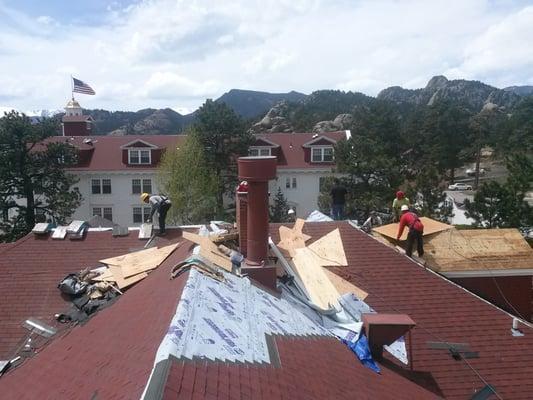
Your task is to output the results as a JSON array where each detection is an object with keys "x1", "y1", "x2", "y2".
[
  {"x1": 269, "y1": 222, "x2": 533, "y2": 400},
  {"x1": 0, "y1": 230, "x2": 183, "y2": 360},
  {"x1": 0, "y1": 230, "x2": 438, "y2": 399},
  {"x1": 45, "y1": 135, "x2": 186, "y2": 171},
  {"x1": 255, "y1": 131, "x2": 347, "y2": 169}
]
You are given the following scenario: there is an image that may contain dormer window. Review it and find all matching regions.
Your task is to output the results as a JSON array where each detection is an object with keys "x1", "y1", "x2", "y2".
[
  {"x1": 249, "y1": 147, "x2": 271, "y2": 157},
  {"x1": 129, "y1": 149, "x2": 151, "y2": 165},
  {"x1": 311, "y1": 146, "x2": 334, "y2": 162}
]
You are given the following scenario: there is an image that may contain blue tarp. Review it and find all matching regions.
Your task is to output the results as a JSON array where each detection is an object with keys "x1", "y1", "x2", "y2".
[{"x1": 343, "y1": 334, "x2": 381, "y2": 373}]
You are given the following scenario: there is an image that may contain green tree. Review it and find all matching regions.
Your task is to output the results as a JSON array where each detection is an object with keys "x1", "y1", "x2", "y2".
[
  {"x1": 333, "y1": 135, "x2": 403, "y2": 219},
  {"x1": 193, "y1": 100, "x2": 252, "y2": 215},
  {"x1": 158, "y1": 131, "x2": 218, "y2": 224},
  {"x1": 0, "y1": 111, "x2": 82, "y2": 241},
  {"x1": 270, "y1": 187, "x2": 291, "y2": 223},
  {"x1": 410, "y1": 167, "x2": 453, "y2": 222},
  {"x1": 465, "y1": 154, "x2": 533, "y2": 228},
  {"x1": 418, "y1": 102, "x2": 474, "y2": 182}
]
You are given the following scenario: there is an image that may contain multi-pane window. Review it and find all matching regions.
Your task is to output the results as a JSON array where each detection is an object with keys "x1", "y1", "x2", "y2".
[
  {"x1": 133, "y1": 206, "x2": 151, "y2": 223},
  {"x1": 292, "y1": 177, "x2": 297, "y2": 189},
  {"x1": 249, "y1": 147, "x2": 271, "y2": 156},
  {"x1": 132, "y1": 178, "x2": 153, "y2": 194},
  {"x1": 92, "y1": 179, "x2": 111, "y2": 194},
  {"x1": 92, "y1": 207, "x2": 113, "y2": 221},
  {"x1": 311, "y1": 146, "x2": 334, "y2": 162},
  {"x1": 285, "y1": 177, "x2": 291, "y2": 189},
  {"x1": 285, "y1": 177, "x2": 297, "y2": 189},
  {"x1": 129, "y1": 149, "x2": 151, "y2": 165}
]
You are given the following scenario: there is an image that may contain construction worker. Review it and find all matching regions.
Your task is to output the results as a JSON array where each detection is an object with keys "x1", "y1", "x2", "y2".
[
  {"x1": 140, "y1": 193, "x2": 172, "y2": 236},
  {"x1": 361, "y1": 211, "x2": 382, "y2": 233},
  {"x1": 330, "y1": 179, "x2": 348, "y2": 220},
  {"x1": 396, "y1": 205, "x2": 424, "y2": 257},
  {"x1": 392, "y1": 191, "x2": 410, "y2": 222}
]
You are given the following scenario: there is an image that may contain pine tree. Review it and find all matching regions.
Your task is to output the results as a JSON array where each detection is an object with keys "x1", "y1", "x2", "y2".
[
  {"x1": 0, "y1": 111, "x2": 82, "y2": 241},
  {"x1": 270, "y1": 187, "x2": 291, "y2": 223}
]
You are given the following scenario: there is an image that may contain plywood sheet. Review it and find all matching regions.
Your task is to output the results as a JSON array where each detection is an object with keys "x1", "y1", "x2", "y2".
[
  {"x1": 139, "y1": 223, "x2": 153, "y2": 239},
  {"x1": 182, "y1": 231, "x2": 233, "y2": 272},
  {"x1": 424, "y1": 228, "x2": 533, "y2": 272},
  {"x1": 99, "y1": 243, "x2": 179, "y2": 278},
  {"x1": 277, "y1": 219, "x2": 312, "y2": 257},
  {"x1": 308, "y1": 228, "x2": 347, "y2": 266},
  {"x1": 373, "y1": 217, "x2": 453, "y2": 241},
  {"x1": 323, "y1": 268, "x2": 368, "y2": 300},
  {"x1": 290, "y1": 247, "x2": 340, "y2": 310},
  {"x1": 107, "y1": 264, "x2": 148, "y2": 289}
]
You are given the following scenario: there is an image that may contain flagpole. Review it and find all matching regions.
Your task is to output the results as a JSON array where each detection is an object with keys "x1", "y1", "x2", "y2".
[{"x1": 70, "y1": 75, "x2": 74, "y2": 100}]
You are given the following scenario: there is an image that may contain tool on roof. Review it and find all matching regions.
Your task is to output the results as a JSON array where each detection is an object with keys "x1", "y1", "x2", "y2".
[{"x1": 22, "y1": 318, "x2": 57, "y2": 338}]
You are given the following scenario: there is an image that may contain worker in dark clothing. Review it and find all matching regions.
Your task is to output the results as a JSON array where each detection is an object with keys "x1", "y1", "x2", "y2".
[
  {"x1": 141, "y1": 193, "x2": 172, "y2": 235},
  {"x1": 330, "y1": 179, "x2": 348, "y2": 220},
  {"x1": 396, "y1": 205, "x2": 424, "y2": 257}
]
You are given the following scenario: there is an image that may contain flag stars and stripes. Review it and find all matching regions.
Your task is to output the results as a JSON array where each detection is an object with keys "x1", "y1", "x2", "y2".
[{"x1": 72, "y1": 77, "x2": 96, "y2": 95}]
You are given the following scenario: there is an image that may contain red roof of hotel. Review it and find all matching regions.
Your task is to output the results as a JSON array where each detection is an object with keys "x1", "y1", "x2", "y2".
[
  {"x1": 45, "y1": 135, "x2": 186, "y2": 171},
  {"x1": 270, "y1": 222, "x2": 533, "y2": 400},
  {"x1": 0, "y1": 229, "x2": 437, "y2": 400},
  {"x1": 254, "y1": 131, "x2": 347, "y2": 169},
  {"x1": 2, "y1": 221, "x2": 531, "y2": 399}
]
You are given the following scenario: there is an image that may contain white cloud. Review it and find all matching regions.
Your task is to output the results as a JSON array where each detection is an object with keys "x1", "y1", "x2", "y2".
[{"x1": 0, "y1": 0, "x2": 532, "y2": 112}]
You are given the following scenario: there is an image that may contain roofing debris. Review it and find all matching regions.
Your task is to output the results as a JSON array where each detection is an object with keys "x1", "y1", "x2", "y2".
[
  {"x1": 306, "y1": 209, "x2": 334, "y2": 222},
  {"x1": 94, "y1": 242, "x2": 180, "y2": 289}
]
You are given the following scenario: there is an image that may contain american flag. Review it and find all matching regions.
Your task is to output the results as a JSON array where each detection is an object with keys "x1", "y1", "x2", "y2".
[{"x1": 72, "y1": 77, "x2": 95, "y2": 95}]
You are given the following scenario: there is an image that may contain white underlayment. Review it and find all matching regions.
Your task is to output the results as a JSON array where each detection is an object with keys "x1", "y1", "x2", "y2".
[{"x1": 151, "y1": 269, "x2": 407, "y2": 366}]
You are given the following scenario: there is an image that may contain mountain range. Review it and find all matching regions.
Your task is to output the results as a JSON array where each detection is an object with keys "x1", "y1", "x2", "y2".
[{"x1": 6, "y1": 77, "x2": 533, "y2": 135}]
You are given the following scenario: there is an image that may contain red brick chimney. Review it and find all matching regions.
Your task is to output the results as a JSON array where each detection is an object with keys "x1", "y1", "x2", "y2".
[{"x1": 237, "y1": 156, "x2": 278, "y2": 290}]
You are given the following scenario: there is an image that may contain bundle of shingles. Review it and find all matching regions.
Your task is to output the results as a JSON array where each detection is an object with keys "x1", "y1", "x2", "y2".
[{"x1": 91, "y1": 243, "x2": 181, "y2": 289}]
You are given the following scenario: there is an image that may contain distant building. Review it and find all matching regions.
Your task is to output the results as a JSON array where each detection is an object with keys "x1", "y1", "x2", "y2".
[
  {"x1": 38, "y1": 100, "x2": 349, "y2": 226},
  {"x1": 249, "y1": 131, "x2": 350, "y2": 217}
]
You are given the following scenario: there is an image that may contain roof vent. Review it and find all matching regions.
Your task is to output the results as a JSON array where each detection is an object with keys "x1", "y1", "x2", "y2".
[
  {"x1": 67, "y1": 220, "x2": 87, "y2": 235},
  {"x1": 52, "y1": 226, "x2": 68, "y2": 239},
  {"x1": 32, "y1": 223, "x2": 52, "y2": 235},
  {"x1": 511, "y1": 318, "x2": 524, "y2": 337}
]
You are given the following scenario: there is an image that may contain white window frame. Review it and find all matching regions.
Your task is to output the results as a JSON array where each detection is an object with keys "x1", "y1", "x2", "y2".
[
  {"x1": 91, "y1": 178, "x2": 112, "y2": 194},
  {"x1": 248, "y1": 147, "x2": 272, "y2": 157},
  {"x1": 133, "y1": 206, "x2": 151, "y2": 223},
  {"x1": 128, "y1": 148, "x2": 151, "y2": 165},
  {"x1": 132, "y1": 178, "x2": 152, "y2": 194},
  {"x1": 92, "y1": 206, "x2": 113, "y2": 221},
  {"x1": 311, "y1": 146, "x2": 334, "y2": 162}
]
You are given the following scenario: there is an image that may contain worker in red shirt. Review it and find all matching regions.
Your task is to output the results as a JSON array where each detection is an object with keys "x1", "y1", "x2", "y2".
[{"x1": 396, "y1": 205, "x2": 424, "y2": 257}]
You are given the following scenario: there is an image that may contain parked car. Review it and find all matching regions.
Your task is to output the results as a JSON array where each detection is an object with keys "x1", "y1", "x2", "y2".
[
  {"x1": 448, "y1": 182, "x2": 473, "y2": 191},
  {"x1": 466, "y1": 168, "x2": 486, "y2": 176}
]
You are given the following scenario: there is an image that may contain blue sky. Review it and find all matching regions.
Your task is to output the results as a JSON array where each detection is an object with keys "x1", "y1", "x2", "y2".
[{"x1": 1, "y1": 0, "x2": 532, "y2": 114}]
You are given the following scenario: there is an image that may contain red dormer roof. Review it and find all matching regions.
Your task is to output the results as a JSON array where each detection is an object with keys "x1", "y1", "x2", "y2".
[{"x1": 254, "y1": 131, "x2": 347, "y2": 169}]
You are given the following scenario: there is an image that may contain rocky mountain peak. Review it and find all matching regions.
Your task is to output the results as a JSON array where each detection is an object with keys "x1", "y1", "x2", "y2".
[{"x1": 426, "y1": 75, "x2": 449, "y2": 90}]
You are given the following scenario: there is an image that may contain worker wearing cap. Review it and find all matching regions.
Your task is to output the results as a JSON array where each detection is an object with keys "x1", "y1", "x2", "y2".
[
  {"x1": 396, "y1": 205, "x2": 424, "y2": 257},
  {"x1": 140, "y1": 193, "x2": 172, "y2": 236},
  {"x1": 392, "y1": 191, "x2": 410, "y2": 222}
]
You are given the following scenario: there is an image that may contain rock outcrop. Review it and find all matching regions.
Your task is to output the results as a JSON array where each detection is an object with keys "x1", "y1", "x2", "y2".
[
  {"x1": 378, "y1": 75, "x2": 522, "y2": 111},
  {"x1": 249, "y1": 101, "x2": 295, "y2": 133}
]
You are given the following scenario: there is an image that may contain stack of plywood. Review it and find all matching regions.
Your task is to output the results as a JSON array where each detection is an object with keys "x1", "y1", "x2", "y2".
[{"x1": 92, "y1": 243, "x2": 180, "y2": 289}]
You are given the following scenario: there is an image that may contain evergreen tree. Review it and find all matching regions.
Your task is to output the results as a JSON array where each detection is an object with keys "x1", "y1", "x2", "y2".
[
  {"x1": 411, "y1": 167, "x2": 453, "y2": 222},
  {"x1": 158, "y1": 131, "x2": 218, "y2": 224},
  {"x1": 270, "y1": 187, "x2": 291, "y2": 223},
  {"x1": 465, "y1": 154, "x2": 533, "y2": 228},
  {"x1": 0, "y1": 111, "x2": 82, "y2": 242},
  {"x1": 193, "y1": 100, "x2": 252, "y2": 216}
]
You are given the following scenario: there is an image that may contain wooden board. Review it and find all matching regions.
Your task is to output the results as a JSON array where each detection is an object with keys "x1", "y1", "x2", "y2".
[
  {"x1": 308, "y1": 228, "x2": 347, "y2": 266},
  {"x1": 91, "y1": 268, "x2": 114, "y2": 281},
  {"x1": 322, "y1": 268, "x2": 368, "y2": 300},
  {"x1": 373, "y1": 217, "x2": 453, "y2": 241},
  {"x1": 424, "y1": 228, "x2": 533, "y2": 272},
  {"x1": 277, "y1": 219, "x2": 311, "y2": 257},
  {"x1": 290, "y1": 247, "x2": 341, "y2": 310},
  {"x1": 182, "y1": 231, "x2": 233, "y2": 272},
  {"x1": 107, "y1": 264, "x2": 148, "y2": 289},
  {"x1": 99, "y1": 243, "x2": 179, "y2": 278}
]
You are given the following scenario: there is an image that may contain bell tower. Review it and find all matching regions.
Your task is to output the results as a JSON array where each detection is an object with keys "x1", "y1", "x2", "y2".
[{"x1": 61, "y1": 98, "x2": 93, "y2": 136}]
